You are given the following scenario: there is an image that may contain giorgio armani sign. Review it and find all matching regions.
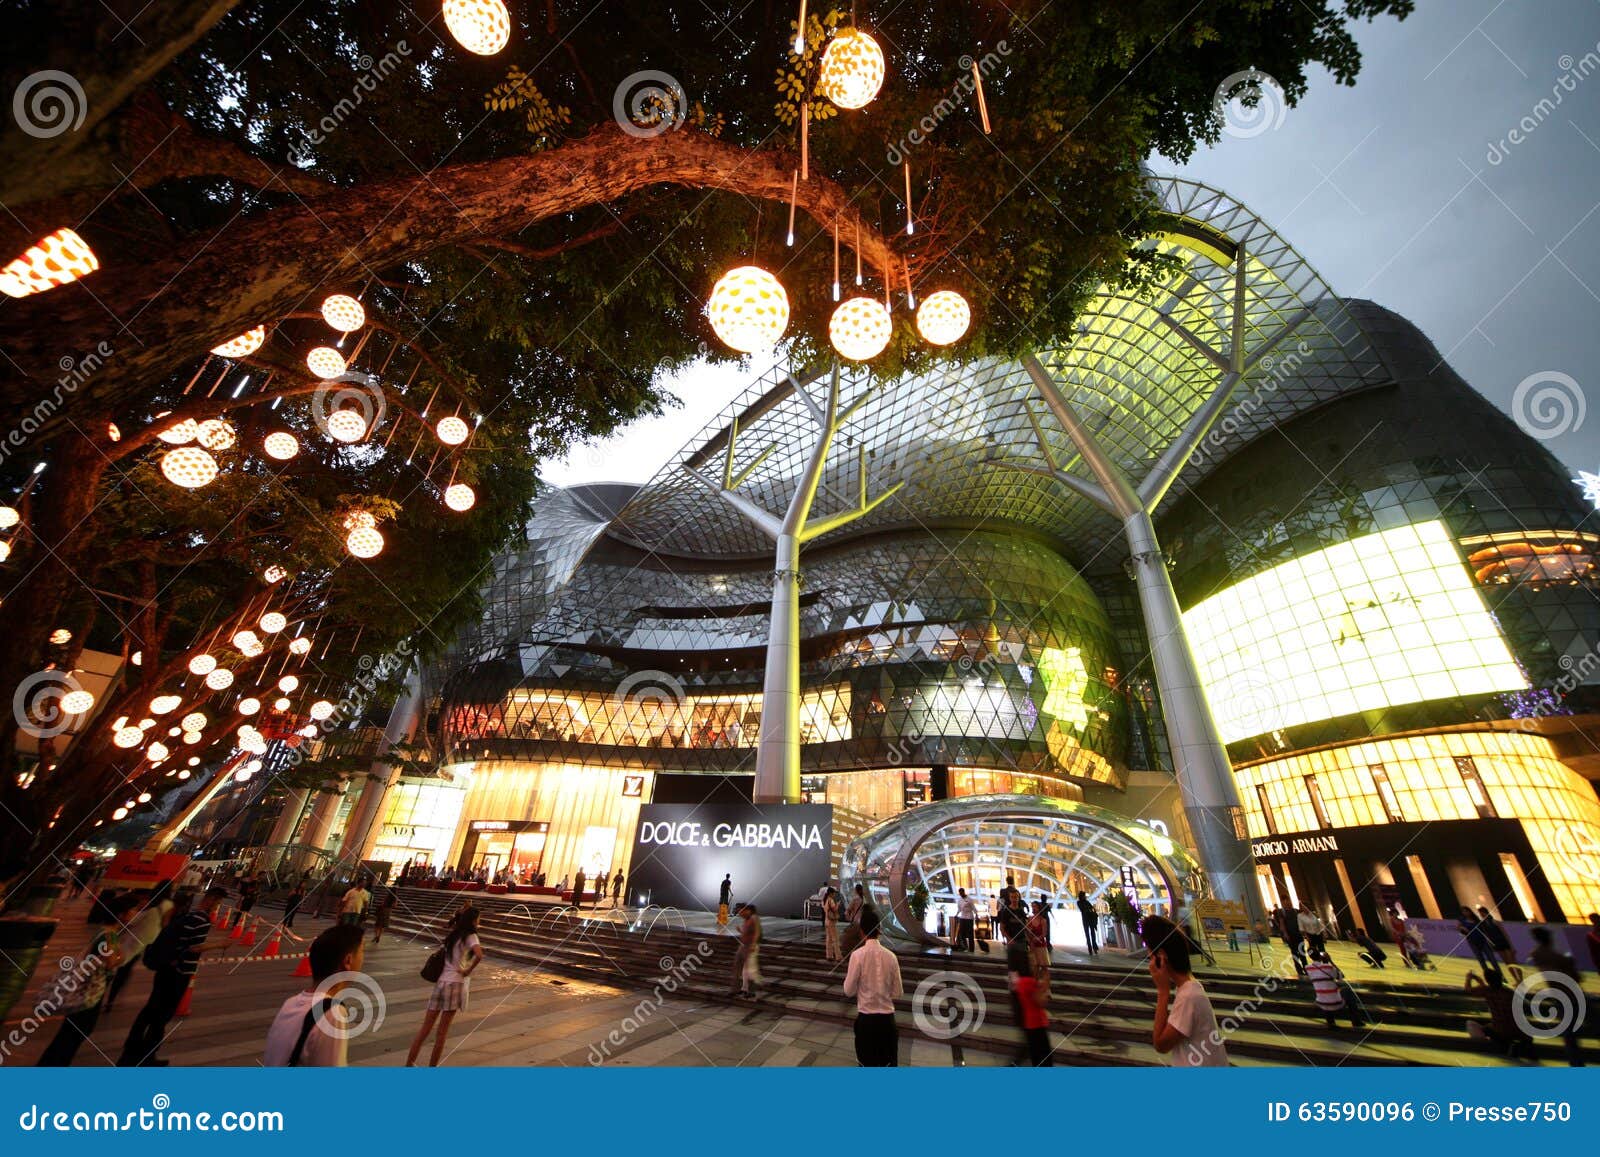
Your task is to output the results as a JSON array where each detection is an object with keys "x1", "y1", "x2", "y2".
[{"x1": 627, "y1": 803, "x2": 833, "y2": 916}]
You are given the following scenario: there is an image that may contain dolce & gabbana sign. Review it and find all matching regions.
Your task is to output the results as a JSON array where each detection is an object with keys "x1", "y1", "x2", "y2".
[{"x1": 627, "y1": 803, "x2": 832, "y2": 916}]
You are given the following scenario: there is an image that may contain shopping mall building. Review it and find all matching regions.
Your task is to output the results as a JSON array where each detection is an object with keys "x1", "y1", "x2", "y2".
[{"x1": 312, "y1": 177, "x2": 1600, "y2": 941}]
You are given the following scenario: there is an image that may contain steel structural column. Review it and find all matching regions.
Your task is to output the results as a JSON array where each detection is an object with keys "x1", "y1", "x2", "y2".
[
  {"x1": 337, "y1": 676, "x2": 422, "y2": 862},
  {"x1": 757, "y1": 532, "x2": 804, "y2": 804}
]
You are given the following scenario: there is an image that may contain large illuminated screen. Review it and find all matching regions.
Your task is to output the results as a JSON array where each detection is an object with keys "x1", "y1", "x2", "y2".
[{"x1": 1183, "y1": 519, "x2": 1527, "y2": 743}]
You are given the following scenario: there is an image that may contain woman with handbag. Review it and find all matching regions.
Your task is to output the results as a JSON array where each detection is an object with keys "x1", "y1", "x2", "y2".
[{"x1": 406, "y1": 906, "x2": 483, "y2": 1067}]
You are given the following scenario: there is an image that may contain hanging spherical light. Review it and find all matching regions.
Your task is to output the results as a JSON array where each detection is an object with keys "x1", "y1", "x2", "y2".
[
  {"x1": 238, "y1": 697, "x2": 261, "y2": 715},
  {"x1": 234, "y1": 767, "x2": 253, "y2": 782},
  {"x1": 210, "y1": 326, "x2": 266, "y2": 358},
  {"x1": 346, "y1": 526, "x2": 384, "y2": 559},
  {"x1": 240, "y1": 733, "x2": 268, "y2": 755},
  {"x1": 238, "y1": 724, "x2": 260, "y2": 740},
  {"x1": 436, "y1": 416, "x2": 470, "y2": 445},
  {"x1": 156, "y1": 418, "x2": 198, "y2": 445},
  {"x1": 180, "y1": 712, "x2": 206, "y2": 732},
  {"x1": 112, "y1": 806, "x2": 128, "y2": 820},
  {"x1": 113, "y1": 726, "x2": 143, "y2": 749},
  {"x1": 345, "y1": 510, "x2": 377, "y2": 531},
  {"x1": 60, "y1": 688, "x2": 94, "y2": 714},
  {"x1": 278, "y1": 675, "x2": 300, "y2": 693},
  {"x1": 298, "y1": 724, "x2": 319, "y2": 737},
  {"x1": 146, "y1": 742, "x2": 169, "y2": 762},
  {"x1": 149, "y1": 694, "x2": 181, "y2": 715},
  {"x1": 259, "y1": 612, "x2": 286, "y2": 634},
  {"x1": 138, "y1": 718, "x2": 156, "y2": 730},
  {"x1": 325, "y1": 409, "x2": 368, "y2": 443},
  {"x1": 263, "y1": 566, "x2": 288, "y2": 585},
  {"x1": 915, "y1": 290, "x2": 972, "y2": 346},
  {"x1": 131, "y1": 651, "x2": 142, "y2": 666},
  {"x1": 187, "y1": 757, "x2": 200, "y2": 767},
  {"x1": 829, "y1": 297, "x2": 893, "y2": 361},
  {"x1": 183, "y1": 730, "x2": 202, "y2": 745},
  {"x1": 444, "y1": 482, "x2": 476, "y2": 512},
  {"x1": 160, "y1": 447, "x2": 218, "y2": 489},
  {"x1": 137, "y1": 792, "x2": 152, "y2": 803},
  {"x1": 49, "y1": 628, "x2": 72, "y2": 645},
  {"x1": 0, "y1": 228, "x2": 99, "y2": 298},
  {"x1": 205, "y1": 668, "x2": 235, "y2": 691},
  {"x1": 817, "y1": 28, "x2": 886, "y2": 110},
  {"x1": 0, "y1": 541, "x2": 10, "y2": 563},
  {"x1": 231, "y1": 630, "x2": 262, "y2": 656},
  {"x1": 263, "y1": 432, "x2": 299, "y2": 461},
  {"x1": 707, "y1": 266, "x2": 790, "y2": 353},
  {"x1": 107, "y1": 422, "x2": 121, "y2": 442},
  {"x1": 273, "y1": 697, "x2": 291, "y2": 711},
  {"x1": 306, "y1": 346, "x2": 346, "y2": 379},
  {"x1": 320, "y1": 294, "x2": 366, "y2": 332},
  {"x1": 288, "y1": 637, "x2": 312, "y2": 655},
  {"x1": 0, "y1": 506, "x2": 19, "y2": 529},
  {"x1": 188, "y1": 653, "x2": 217, "y2": 676},
  {"x1": 309, "y1": 700, "x2": 335, "y2": 721},
  {"x1": 196, "y1": 418, "x2": 237, "y2": 451},
  {"x1": 443, "y1": 0, "x2": 511, "y2": 55},
  {"x1": 167, "y1": 726, "x2": 182, "y2": 737}
]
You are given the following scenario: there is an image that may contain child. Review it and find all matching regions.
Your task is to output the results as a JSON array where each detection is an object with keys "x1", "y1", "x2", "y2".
[
  {"x1": 1141, "y1": 914, "x2": 1227, "y2": 1066},
  {"x1": 1007, "y1": 940, "x2": 1053, "y2": 1066}
]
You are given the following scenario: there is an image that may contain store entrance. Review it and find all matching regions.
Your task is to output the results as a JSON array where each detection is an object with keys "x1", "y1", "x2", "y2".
[{"x1": 459, "y1": 820, "x2": 550, "y2": 883}]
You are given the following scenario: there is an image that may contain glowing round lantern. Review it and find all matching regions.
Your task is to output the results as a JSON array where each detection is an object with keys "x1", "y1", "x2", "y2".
[
  {"x1": 108, "y1": 422, "x2": 121, "y2": 442},
  {"x1": 306, "y1": 346, "x2": 346, "y2": 379},
  {"x1": 188, "y1": 653, "x2": 217, "y2": 676},
  {"x1": 321, "y1": 294, "x2": 366, "y2": 332},
  {"x1": 0, "y1": 228, "x2": 99, "y2": 299},
  {"x1": 278, "y1": 675, "x2": 300, "y2": 692},
  {"x1": 436, "y1": 416, "x2": 470, "y2": 446},
  {"x1": 149, "y1": 694, "x2": 181, "y2": 715},
  {"x1": 182, "y1": 730, "x2": 202, "y2": 745},
  {"x1": 205, "y1": 668, "x2": 235, "y2": 691},
  {"x1": 211, "y1": 326, "x2": 266, "y2": 358},
  {"x1": 817, "y1": 28, "x2": 885, "y2": 109},
  {"x1": 234, "y1": 767, "x2": 253, "y2": 783},
  {"x1": 138, "y1": 718, "x2": 155, "y2": 730},
  {"x1": 915, "y1": 290, "x2": 972, "y2": 346},
  {"x1": 325, "y1": 408, "x2": 367, "y2": 443},
  {"x1": 707, "y1": 266, "x2": 790, "y2": 353},
  {"x1": 146, "y1": 742, "x2": 169, "y2": 762},
  {"x1": 137, "y1": 792, "x2": 152, "y2": 803},
  {"x1": 346, "y1": 526, "x2": 384, "y2": 559},
  {"x1": 160, "y1": 447, "x2": 218, "y2": 488},
  {"x1": 260, "y1": 612, "x2": 286, "y2": 633},
  {"x1": 196, "y1": 419, "x2": 236, "y2": 451},
  {"x1": 113, "y1": 727, "x2": 143, "y2": 749},
  {"x1": 240, "y1": 733, "x2": 267, "y2": 755},
  {"x1": 444, "y1": 483, "x2": 476, "y2": 511},
  {"x1": 273, "y1": 697, "x2": 291, "y2": 711},
  {"x1": 263, "y1": 432, "x2": 299, "y2": 461},
  {"x1": 112, "y1": 807, "x2": 128, "y2": 820},
  {"x1": 60, "y1": 688, "x2": 93, "y2": 714},
  {"x1": 346, "y1": 510, "x2": 377, "y2": 530},
  {"x1": 443, "y1": 0, "x2": 511, "y2": 55},
  {"x1": 0, "y1": 506, "x2": 19, "y2": 529},
  {"x1": 289, "y1": 637, "x2": 312, "y2": 655},
  {"x1": 177, "y1": 769, "x2": 191, "y2": 780},
  {"x1": 829, "y1": 297, "x2": 893, "y2": 361},
  {"x1": 231, "y1": 630, "x2": 261, "y2": 655},
  {"x1": 238, "y1": 697, "x2": 261, "y2": 715},
  {"x1": 49, "y1": 628, "x2": 72, "y2": 645},
  {"x1": 166, "y1": 726, "x2": 181, "y2": 737},
  {"x1": 263, "y1": 565, "x2": 287, "y2": 584},
  {"x1": 180, "y1": 712, "x2": 207, "y2": 732},
  {"x1": 246, "y1": 759, "x2": 263, "y2": 774},
  {"x1": 309, "y1": 700, "x2": 335, "y2": 721},
  {"x1": 0, "y1": 542, "x2": 10, "y2": 563},
  {"x1": 187, "y1": 757, "x2": 200, "y2": 767},
  {"x1": 157, "y1": 418, "x2": 198, "y2": 445}
]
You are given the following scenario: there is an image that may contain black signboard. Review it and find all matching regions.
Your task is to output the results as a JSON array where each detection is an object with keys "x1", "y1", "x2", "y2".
[{"x1": 626, "y1": 803, "x2": 833, "y2": 917}]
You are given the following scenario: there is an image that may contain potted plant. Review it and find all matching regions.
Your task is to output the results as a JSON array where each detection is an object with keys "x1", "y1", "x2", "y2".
[
  {"x1": 909, "y1": 882, "x2": 930, "y2": 930},
  {"x1": 1105, "y1": 890, "x2": 1141, "y2": 950}
]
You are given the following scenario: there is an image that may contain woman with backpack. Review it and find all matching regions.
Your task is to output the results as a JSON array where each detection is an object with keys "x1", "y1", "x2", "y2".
[{"x1": 406, "y1": 906, "x2": 483, "y2": 1067}]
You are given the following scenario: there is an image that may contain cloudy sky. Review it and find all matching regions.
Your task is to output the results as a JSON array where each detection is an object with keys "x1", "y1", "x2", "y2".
[{"x1": 542, "y1": 0, "x2": 1600, "y2": 490}]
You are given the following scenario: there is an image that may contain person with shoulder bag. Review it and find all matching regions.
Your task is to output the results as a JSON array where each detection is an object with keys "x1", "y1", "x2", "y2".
[
  {"x1": 407, "y1": 906, "x2": 483, "y2": 1066},
  {"x1": 263, "y1": 925, "x2": 365, "y2": 1066}
]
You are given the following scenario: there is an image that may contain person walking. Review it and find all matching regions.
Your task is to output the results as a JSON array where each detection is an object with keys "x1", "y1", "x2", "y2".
[
  {"x1": 232, "y1": 875, "x2": 260, "y2": 929},
  {"x1": 1277, "y1": 906, "x2": 1307, "y2": 975},
  {"x1": 594, "y1": 870, "x2": 608, "y2": 908},
  {"x1": 117, "y1": 887, "x2": 224, "y2": 1067},
  {"x1": 282, "y1": 880, "x2": 306, "y2": 930},
  {"x1": 1007, "y1": 939, "x2": 1053, "y2": 1066},
  {"x1": 1456, "y1": 907, "x2": 1500, "y2": 978},
  {"x1": 262, "y1": 925, "x2": 365, "y2": 1066},
  {"x1": 1142, "y1": 914, "x2": 1227, "y2": 1066},
  {"x1": 611, "y1": 871, "x2": 625, "y2": 907},
  {"x1": 1297, "y1": 905, "x2": 1327, "y2": 957},
  {"x1": 1527, "y1": 926, "x2": 1586, "y2": 1066},
  {"x1": 371, "y1": 891, "x2": 395, "y2": 943},
  {"x1": 954, "y1": 888, "x2": 976, "y2": 952},
  {"x1": 1351, "y1": 926, "x2": 1388, "y2": 968},
  {"x1": 823, "y1": 887, "x2": 843, "y2": 962},
  {"x1": 406, "y1": 906, "x2": 483, "y2": 1067},
  {"x1": 105, "y1": 883, "x2": 173, "y2": 1013},
  {"x1": 731, "y1": 904, "x2": 763, "y2": 997},
  {"x1": 1026, "y1": 900, "x2": 1052, "y2": 984},
  {"x1": 339, "y1": 879, "x2": 371, "y2": 928},
  {"x1": 572, "y1": 867, "x2": 587, "y2": 909},
  {"x1": 1464, "y1": 968, "x2": 1535, "y2": 1060},
  {"x1": 840, "y1": 884, "x2": 869, "y2": 957},
  {"x1": 1386, "y1": 907, "x2": 1416, "y2": 968},
  {"x1": 843, "y1": 908, "x2": 902, "y2": 1066},
  {"x1": 36, "y1": 892, "x2": 138, "y2": 1066},
  {"x1": 717, "y1": 873, "x2": 733, "y2": 927},
  {"x1": 1077, "y1": 890, "x2": 1099, "y2": 955},
  {"x1": 1475, "y1": 906, "x2": 1514, "y2": 966}
]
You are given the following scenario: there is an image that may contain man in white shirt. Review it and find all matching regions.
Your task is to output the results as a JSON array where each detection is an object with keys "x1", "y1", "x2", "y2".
[
  {"x1": 340, "y1": 879, "x2": 372, "y2": 927},
  {"x1": 1142, "y1": 914, "x2": 1227, "y2": 1067},
  {"x1": 842, "y1": 908, "x2": 903, "y2": 1066},
  {"x1": 954, "y1": 888, "x2": 977, "y2": 952},
  {"x1": 263, "y1": 925, "x2": 365, "y2": 1066}
]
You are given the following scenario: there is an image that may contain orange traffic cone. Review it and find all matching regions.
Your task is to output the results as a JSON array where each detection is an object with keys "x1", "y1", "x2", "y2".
[
  {"x1": 263, "y1": 928, "x2": 282, "y2": 957},
  {"x1": 291, "y1": 954, "x2": 312, "y2": 978},
  {"x1": 228, "y1": 914, "x2": 244, "y2": 940},
  {"x1": 175, "y1": 983, "x2": 194, "y2": 1017},
  {"x1": 213, "y1": 905, "x2": 229, "y2": 928},
  {"x1": 241, "y1": 916, "x2": 256, "y2": 948}
]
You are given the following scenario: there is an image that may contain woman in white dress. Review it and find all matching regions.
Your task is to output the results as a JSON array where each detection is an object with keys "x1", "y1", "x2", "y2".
[{"x1": 406, "y1": 906, "x2": 483, "y2": 1067}]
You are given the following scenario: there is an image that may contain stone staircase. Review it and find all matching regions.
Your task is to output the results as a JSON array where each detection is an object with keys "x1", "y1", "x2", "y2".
[{"x1": 382, "y1": 887, "x2": 1594, "y2": 1067}]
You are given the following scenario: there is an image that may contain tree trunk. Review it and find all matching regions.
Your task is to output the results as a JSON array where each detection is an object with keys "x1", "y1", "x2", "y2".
[{"x1": 0, "y1": 125, "x2": 904, "y2": 433}]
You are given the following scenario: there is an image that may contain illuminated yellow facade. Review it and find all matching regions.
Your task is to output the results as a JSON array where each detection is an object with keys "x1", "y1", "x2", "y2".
[{"x1": 1235, "y1": 730, "x2": 1600, "y2": 920}]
